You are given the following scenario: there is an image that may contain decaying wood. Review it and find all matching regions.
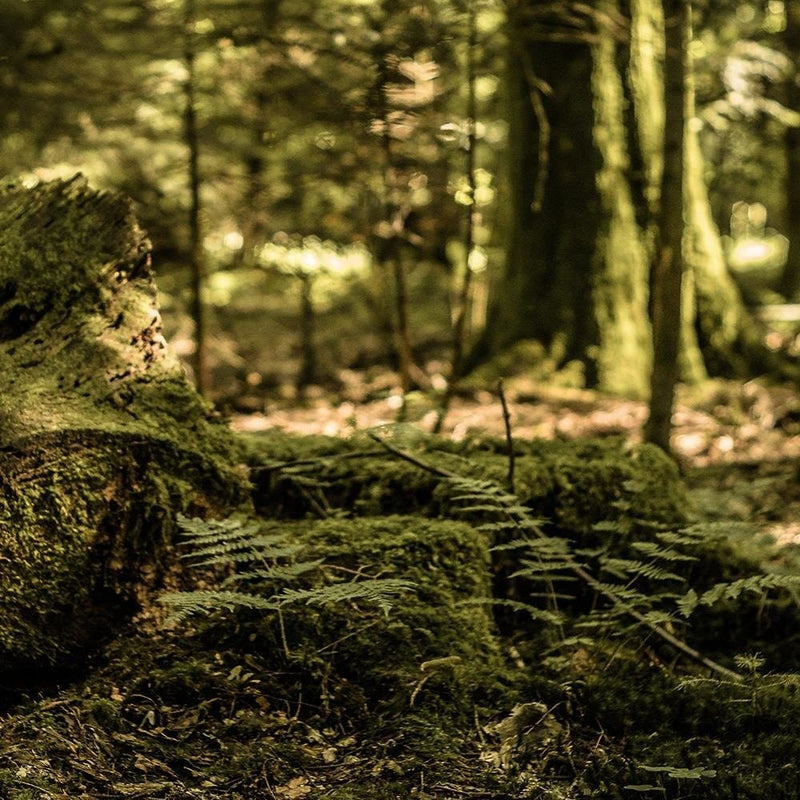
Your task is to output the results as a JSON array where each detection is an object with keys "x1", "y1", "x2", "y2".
[{"x1": 0, "y1": 177, "x2": 246, "y2": 672}]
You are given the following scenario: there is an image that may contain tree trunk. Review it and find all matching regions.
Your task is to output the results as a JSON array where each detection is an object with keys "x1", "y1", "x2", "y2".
[
  {"x1": 184, "y1": 0, "x2": 208, "y2": 396},
  {"x1": 645, "y1": 0, "x2": 689, "y2": 452},
  {"x1": 473, "y1": 0, "x2": 780, "y2": 397},
  {"x1": 0, "y1": 178, "x2": 246, "y2": 673},
  {"x1": 781, "y1": 0, "x2": 800, "y2": 299},
  {"x1": 296, "y1": 272, "x2": 318, "y2": 390},
  {"x1": 631, "y1": 0, "x2": 777, "y2": 381},
  {"x1": 474, "y1": 0, "x2": 652, "y2": 397}
]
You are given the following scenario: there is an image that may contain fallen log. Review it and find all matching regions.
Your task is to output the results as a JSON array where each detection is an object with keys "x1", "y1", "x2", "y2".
[{"x1": 0, "y1": 177, "x2": 247, "y2": 672}]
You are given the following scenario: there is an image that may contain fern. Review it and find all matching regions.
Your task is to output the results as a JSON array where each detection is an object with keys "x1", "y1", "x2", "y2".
[
  {"x1": 366, "y1": 434, "x2": 748, "y2": 680},
  {"x1": 160, "y1": 589, "x2": 282, "y2": 623},
  {"x1": 677, "y1": 574, "x2": 800, "y2": 617},
  {"x1": 275, "y1": 577, "x2": 415, "y2": 616},
  {"x1": 599, "y1": 557, "x2": 683, "y2": 583},
  {"x1": 630, "y1": 540, "x2": 699, "y2": 563},
  {"x1": 457, "y1": 597, "x2": 566, "y2": 626},
  {"x1": 159, "y1": 515, "x2": 414, "y2": 623}
]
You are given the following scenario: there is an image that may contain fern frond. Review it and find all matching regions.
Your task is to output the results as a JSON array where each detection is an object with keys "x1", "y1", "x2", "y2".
[
  {"x1": 678, "y1": 574, "x2": 800, "y2": 617},
  {"x1": 600, "y1": 558, "x2": 683, "y2": 583},
  {"x1": 457, "y1": 597, "x2": 566, "y2": 626},
  {"x1": 631, "y1": 540, "x2": 698, "y2": 563},
  {"x1": 159, "y1": 590, "x2": 281, "y2": 622},
  {"x1": 191, "y1": 543, "x2": 303, "y2": 567},
  {"x1": 222, "y1": 561, "x2": 324, "y2": 587},
  {"x1": 276, "y1": 578, "x2": 415, "y2": 616}
]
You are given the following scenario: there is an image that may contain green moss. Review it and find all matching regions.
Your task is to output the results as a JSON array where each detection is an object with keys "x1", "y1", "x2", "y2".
[
  {"x1": 578, "y1": 654, "x2": 800, "y2": 799},
  {"x1": 0, "y1": 434, "x2": 245, "y2": 668},
  {"x1": 0, "y1": 180, "x2": 248, "y2": 671},
  {"x1": 246, "y1": 431, "x2": 687, "y2": 538},
  {"x1": 195, "y1": 516, "x2": 515, "y2": 721}
]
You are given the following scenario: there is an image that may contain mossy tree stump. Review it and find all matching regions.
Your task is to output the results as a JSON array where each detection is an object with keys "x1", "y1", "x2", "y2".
[{"x1": 0, "y1": 177, "x2": 246, "y2": 671}]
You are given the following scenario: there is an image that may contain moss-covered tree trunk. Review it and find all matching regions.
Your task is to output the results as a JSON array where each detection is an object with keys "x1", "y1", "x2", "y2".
[
  {"x1": 474, "y1": 0, "x2": 652, "y2": 397},
  {"x1": 475, "y1": 0, "x2": 782, "y2": 398},
  {"x1": 632, "y1": 0, "x2": 778, "y2": 381},
  {"x1": 0, "y1": 178, "x2": 246, "y2": 673}
]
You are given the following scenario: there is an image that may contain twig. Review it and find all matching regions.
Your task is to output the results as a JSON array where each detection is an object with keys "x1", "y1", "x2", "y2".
[
  {"x1": 497, "y1": 380, "x2": 516, "y2": 493},
  {"x1": 250, "y1": 449, "x2": 388, "y2": 473},
  {"x1": 367, "y1": 433, "x2": 455, "y2": 478},
  {"x1": 366, "y1": 433, "x2": 742, "y2": 682},
  {"x1": 277, "y1": 607, "x2": 290, "y2": 659}
]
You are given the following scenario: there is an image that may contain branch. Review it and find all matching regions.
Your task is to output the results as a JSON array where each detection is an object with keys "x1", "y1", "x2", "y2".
[{"x1": 367, "y1": 433, "x2": 742, "y2": 682}]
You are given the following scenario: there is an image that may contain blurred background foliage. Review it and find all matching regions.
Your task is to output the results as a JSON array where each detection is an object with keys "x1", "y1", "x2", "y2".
[{"x1": 2, "y1": 0, "x2": 800, "y2": 408}]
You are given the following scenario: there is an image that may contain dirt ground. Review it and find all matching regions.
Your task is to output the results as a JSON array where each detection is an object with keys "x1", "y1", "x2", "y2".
[{"x1": 230, "y1": 375, "x2": 800, "y2": 468}]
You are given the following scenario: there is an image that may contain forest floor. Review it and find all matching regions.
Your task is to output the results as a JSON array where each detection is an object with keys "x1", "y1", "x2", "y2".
[
  {"x1": 4, "y1": 376, "x2": 800, "y2": 799},
  {"x1": 230, "y1": 374, "x2": 800, "y2": 468},
  {"x1": 231, "y1": 374, "x2": 800, "y2": 533}
]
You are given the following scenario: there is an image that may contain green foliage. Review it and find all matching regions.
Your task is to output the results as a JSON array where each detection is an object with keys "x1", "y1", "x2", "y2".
[
  {"x1": 160, "y1": 515, "x2": 415, "y2": 622},
  {"x1": 677, "y1": 573, "x2": 800, "y2": 617}
]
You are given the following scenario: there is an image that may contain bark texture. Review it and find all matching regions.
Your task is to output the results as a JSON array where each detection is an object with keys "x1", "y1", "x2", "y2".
[
  {"x1": 781, "y1": 0, "x2": 800, "y2": 299},
  {"x1": 476, "y1": 0, "x2": 652, "y2": 397},
  {"x1": 644, "y1": 0, "x2": 688, "y2": 452},
  {"x1": 0, "y1": 177, "x2": 246, "y2": 672}
]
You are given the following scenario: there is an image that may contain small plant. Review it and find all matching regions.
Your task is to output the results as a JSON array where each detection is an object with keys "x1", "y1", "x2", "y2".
[{"x1": 159, "y1": 515, "x2": 414, "y2": 623}]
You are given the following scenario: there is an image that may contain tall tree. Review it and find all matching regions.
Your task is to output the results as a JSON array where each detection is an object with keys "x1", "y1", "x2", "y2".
[
  {"x1": 644, "y1": 0, "x2": 690, "y2": 451},
  {"x1": 184, "y1": 0, "x2": 208, "y2": 396},
  {"x1": 781, "y1": 0, "x2": 800, "y2": 299},
  {"x1": 473, "y1": 0, "x2": 783, "y2": 399},
  {"x1": 473, "y1": 0, "x2": 652, "y2": 397}
]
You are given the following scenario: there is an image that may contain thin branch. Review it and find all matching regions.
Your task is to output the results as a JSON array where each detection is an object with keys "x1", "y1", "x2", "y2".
[
  {"x1": 367, "y1": 433, "x2": 455, "y2": 478},
  {"x1": 519, "y1": 53, "x2": 551, "y2": 214},
  {"x1": 497, "y1": 380, "x2": 516, "y2": 494}
]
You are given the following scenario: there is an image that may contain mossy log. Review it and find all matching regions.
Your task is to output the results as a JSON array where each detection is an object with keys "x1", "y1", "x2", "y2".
[
  {"x1": 244, "y1": 431, "x2": 687, "y2": 539},
  {"x1": 0, "y1": 177, "x2": 247, "y2": 671}
]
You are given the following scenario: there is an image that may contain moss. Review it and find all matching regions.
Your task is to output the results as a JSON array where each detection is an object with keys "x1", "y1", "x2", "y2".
[
  {"x1": 0, "y1": 516, "x2": 520, "y2": 798},
  {"x1": 197, "y1": 516, "x2": 515, "y2": 722},
  {"x1": 577, "y1": 653, "x2": 800, "y2": 799},
  {"x1": 0, "y1": 179, "x2": 248, "y2": 672},
  {"x1": 246, "y1": 431, "x2": 687, "y2": 538}
]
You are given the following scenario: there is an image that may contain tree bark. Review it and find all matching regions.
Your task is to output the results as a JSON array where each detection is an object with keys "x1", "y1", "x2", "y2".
[
  {"x1": 645, "y1": 0, "x2": 689, "y2": 452},
  {"x1": 296, "y1": 272, "x2": 318, "y2": 390},
  {"x1": 474, "y1": 0, "x2": 652, "y2": 397},
  {"x1": 0, "y1": 178, "x2": 245, "y2": 673},
  {"x1": 471, "y1": 0, "x2": 781, "y2": 396},
  {"x1": 184, "y1": 0, "x2": 208, "y2": 396},
  {"x1": 781, "y1": 0, "x2": 800, "y2": 299}
]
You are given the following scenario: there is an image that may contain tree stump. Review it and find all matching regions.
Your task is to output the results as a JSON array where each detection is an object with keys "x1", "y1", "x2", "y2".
[{"x1": 0, "y1": 177, "x2": 246, "y2": 672}]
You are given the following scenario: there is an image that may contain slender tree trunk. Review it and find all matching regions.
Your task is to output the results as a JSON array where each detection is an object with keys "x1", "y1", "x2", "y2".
[
  {"x1": 184, "y1": 0, "x2": 208, "y2": 396},
  {"x1": 781, "y1": 0, "x2": 800, "y2": 299},
  {"x1": 451, "y1": 0, "x2": 478, "y2": 381},
  {"x1": 645, "y1": 0, "x2": 689, "y2": 452},
  {"x1": 242, "y1": 83, "x2": 269, "y2": 265},
  {"x1": 435, "y1": 0, "x2": 478, "y2": 433},
  {"x1": 296, "y1": 272, "x2": 317, "y2": 391},
  {"x1": 375, "y1": 43, "x2": 415, "y2": 394},
  {"x1": 392, "y1": 255, "x2": 414, "y2": 394}
]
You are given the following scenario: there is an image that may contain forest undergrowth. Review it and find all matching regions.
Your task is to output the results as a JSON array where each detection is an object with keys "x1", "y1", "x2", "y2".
[{"x1": 3, "y1": 386, "x2": 800, "y2": 799}]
